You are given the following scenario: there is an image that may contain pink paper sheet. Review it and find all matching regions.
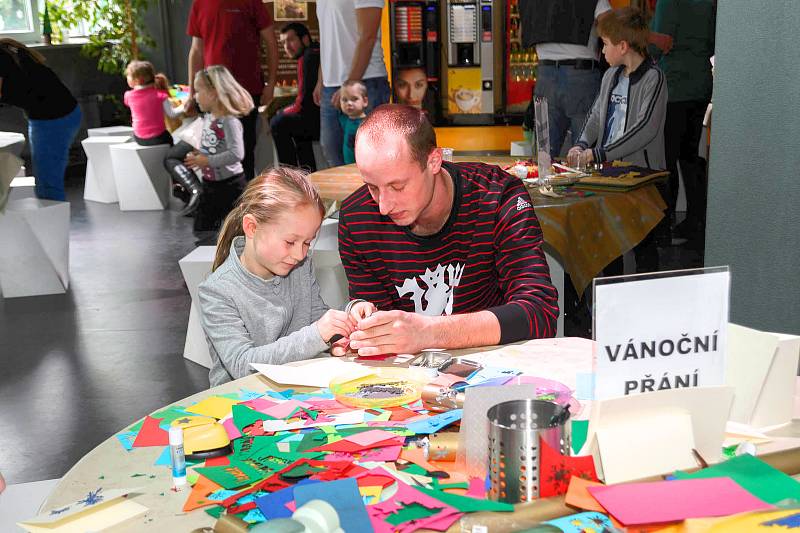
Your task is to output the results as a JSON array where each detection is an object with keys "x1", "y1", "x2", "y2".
[
  {"x1": 588, "y1": 477, "x2": 773, "y2": 525},
  {"x1": 365, "y1": 473, "x2": 462, "y2": 533},
  {"x1": 346, "y1": 429, "x2": 401, "y2": 447},
  {"x1": 241, "y1": 398, "x2": 278, "y2": 412},
  {"x1": 262, "y1": 399, "x2": 312, "y2": 419},
  {"x1": 222, "y1": 417, "x2": 242, "y2": 440}
]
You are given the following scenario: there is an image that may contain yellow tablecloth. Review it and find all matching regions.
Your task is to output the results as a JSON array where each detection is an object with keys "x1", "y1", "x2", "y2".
[{"x1": 309, "y1": 157, "x2": 666, "y2": 293}]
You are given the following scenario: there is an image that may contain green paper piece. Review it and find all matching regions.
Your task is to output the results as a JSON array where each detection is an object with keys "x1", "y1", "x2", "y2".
[
  {"x1": 722, "y1": 445, "x2": 738, "y2": 459},
  {"x1": 205, "y1": 506, "x2": 224, "y2": 519},
  {"x1": 217, "y1": 392, "x2": 242, "y2": 400},
  {"x1": 151, "y1": 405, "x2": 194, "y2": 426},
  {"x1": 127, "y1": 419, "x2": 145, "y2": 433},
  {"x1": 280, "y1": 463, "x2": 324, "y2": 479},
  {"x1": 232, "y1": 404, "x2": 276, "y2": 433},
  {"x1": 187, "y1": 469, "x2": 200, "y2": 485},
  {"x1": 571, "y1": 419, "x2": 589, "y2": 455},
  {"x1": 196, "y1": 460, "x2": 267, "y2": 490},
  {"x1": 385, "y1": 502, "x2": 442, "y2": 526},
  {"x1": 401, "y1": 464, "x2": 428, "y2": 476},
  {"x1": 233, "y1": 435, "x2": 280, "y2": 460},
  {"x1": 674, "y1": 454, "x2": 800, "y2": 505},
  {"x1": 412, "y1": 485, "x2": 515, "y2": 513},
  {"x1": 433, "y1": 481, "x2": 469, "y2": 491}
]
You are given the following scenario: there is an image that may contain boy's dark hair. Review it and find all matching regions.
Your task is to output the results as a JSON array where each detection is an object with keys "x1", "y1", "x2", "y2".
[
  {"x1": 280, "y1": 22, "x2": 311, "y2": 41},
  {"x1": 597, "y1": 7, "x2": 650, "y2": 57}
]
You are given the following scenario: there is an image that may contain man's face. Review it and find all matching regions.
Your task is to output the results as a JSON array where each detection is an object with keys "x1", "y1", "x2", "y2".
[
  {"x1": 355, "y1": 133, "x2": 440, "y2": 227},
  {"x1": 281, "y1": 29, "x2": 306, "y2": 60}
]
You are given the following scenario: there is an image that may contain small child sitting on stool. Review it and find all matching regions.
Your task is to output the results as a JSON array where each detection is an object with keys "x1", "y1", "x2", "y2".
[{"x1": 124, "y1": 60, "x2": 183, "y2": 146}]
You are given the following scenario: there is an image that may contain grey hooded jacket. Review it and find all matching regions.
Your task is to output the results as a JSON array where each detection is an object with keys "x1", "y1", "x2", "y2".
[{"x1": 576, "y1": 59, "x2": 668, "y2": 169}]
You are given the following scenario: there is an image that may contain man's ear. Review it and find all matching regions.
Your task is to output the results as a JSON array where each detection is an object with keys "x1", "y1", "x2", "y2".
[
  {"x1": 242, "y1": 214, "x2": 258, "y2": 239},
  {"x1": 428, "y1": 147, "x2": 443, "y2": 174}
]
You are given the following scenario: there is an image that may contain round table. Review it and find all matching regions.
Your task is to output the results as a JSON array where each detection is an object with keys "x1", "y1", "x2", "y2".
[{"x1": 308, "y1": 157, "x2": 666, "y2": 294}]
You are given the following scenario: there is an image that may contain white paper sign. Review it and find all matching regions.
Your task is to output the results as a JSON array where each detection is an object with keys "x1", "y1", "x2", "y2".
[{"x1": 593, "y1": 268, "x2": 730, "y2": 400}]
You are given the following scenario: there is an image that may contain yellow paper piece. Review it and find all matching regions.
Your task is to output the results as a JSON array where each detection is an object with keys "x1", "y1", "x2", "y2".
[
  {"x1": 185, "y1": 396, "x2": 239, "y2": 419},
  {"x1": 19, "y1": 499, "x2": 147, "y2": 532},
  {"x1": 359, "y1": 485, "x2": 382, "y2": 503}
]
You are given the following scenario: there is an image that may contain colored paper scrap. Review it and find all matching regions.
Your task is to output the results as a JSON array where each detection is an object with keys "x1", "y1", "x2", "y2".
[
  {"x1": 544, "y1": 511, "x2": 613, "y2": 533},
  {"x1": 539, "y1": 438, "x2": 598, "y2": 498},
  {"x1": 406, "y1": 409, "x2": 462, "y2": 434},
  {"x1": 294, "y1": 478, "x2": 373, "y2": 533},
  {"x1": 413, "y1": 485, "x2": 514, "y2": 513},
  {"x1": 588, "y1": 477, "x2": 773, "y2": 525},
  {"x1": 115, "y1": 431, "x2": 137, "y2": 451},
  {"x1": 132, "y1": 416, "x2": 169, "y2": 447},
  {"x1": 565, "y1": 476, "x2": 605, "y2": 513},
  {"x1": 571, "y1": 419, "x2": 588, "y2": 455},
  {"x1": 150, "y1": 405, "x2": 193, "y2": 426},
  {"x1": 154, "y1": 446, "x2": 171, "y2": 467},
  {"x1": 238, "y1": 389, "x2": 265, "y2": 401},
  {"x1": 231, "y1": 404, "x2": 275, "y2": 432},
  {"x1": 674, "y1": 454, "x2": 800, "y2": 505},
  {"x1": 367, "y1": 478, "x2": 462, "y2": 533},
  {"x1": 185, "y1": 396, "x2": 239, "y2": 420},
  {"x1": 195, "y1": 460, "x2": 267, "y2": 490},
  {"x1": 182, "y1": 476, "x2": 224, "y2": 512},
  {"x1": 385, "y1": 502, "x2": 442, "y2": 525},
  {"x1": 253, "y1": 479, "x2": 319, "y2": 521}
]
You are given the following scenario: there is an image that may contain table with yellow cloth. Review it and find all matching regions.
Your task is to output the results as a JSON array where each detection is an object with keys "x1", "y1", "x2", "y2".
[{"x1": 308, "y1": 156, "x2": 666, "y2": 295}]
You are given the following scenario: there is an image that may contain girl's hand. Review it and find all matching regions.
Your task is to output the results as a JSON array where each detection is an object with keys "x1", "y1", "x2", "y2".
[
  {"x1": 316, "y1": 309, "x2": 354, "y2": 345},
  {"x1": 348, "y1": 301, "x2": 376, "y2": 325},
  {"x1": 330, "y1": 336, "x2": 351, "y2": 357},
  {"x1": 566, "y1": 147, "x2": 583, "y2": 168},
  {"x1": 184, "y1": 152, "x2": 209, "y2": 170}
]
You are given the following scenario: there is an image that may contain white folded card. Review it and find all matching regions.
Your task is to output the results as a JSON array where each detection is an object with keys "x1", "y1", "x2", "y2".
[
  {"x1": 251, "y1": 358, "x2": 374, "y2": 388},
  {"x1": 18, "y1": 487, "x2": 146, "y2": 532},
  {"x1": 726, "y1": 323, "x2": 800, "y2": 429}
]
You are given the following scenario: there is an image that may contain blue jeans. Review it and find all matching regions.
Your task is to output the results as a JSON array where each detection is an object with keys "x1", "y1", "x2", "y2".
[
  {"x1": 534, "y1": 65, "x2": 602, "y2": 158},
  {"x1": 28, "y1": 105, "x2": 83, "y2": 201},
  {"x1": 320, "y1": 76, "x2": 391, "y2": 167}
]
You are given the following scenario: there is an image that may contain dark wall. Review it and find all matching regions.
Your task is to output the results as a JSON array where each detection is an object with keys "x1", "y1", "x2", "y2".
[{"x1": 705, "y1": 1, "x2": 800, "y2": 334}]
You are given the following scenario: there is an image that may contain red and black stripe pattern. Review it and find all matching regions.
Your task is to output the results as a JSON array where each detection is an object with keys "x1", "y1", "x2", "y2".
[{"x1": 338, "y1": 161, "x2": 559, "y2": 343}]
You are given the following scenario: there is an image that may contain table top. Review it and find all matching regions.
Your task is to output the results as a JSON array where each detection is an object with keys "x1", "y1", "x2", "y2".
[{"x1": 308, "y1": 157, "x2": 666, "y2": 293}]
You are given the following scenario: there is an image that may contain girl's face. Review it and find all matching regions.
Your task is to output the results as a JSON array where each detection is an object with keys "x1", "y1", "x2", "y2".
[
  {"x1": 244, "y1": 204, "x2": 323, "y2": 278},
  {"x1": 194, "y1": 76, "x2": 218, "y2": 112},
  {"x1": 340, "y1": 86, "x2": 368, "y2": 118},
  {"x1": 395, "y1": 68, "x2": 428, "y2": 109}
]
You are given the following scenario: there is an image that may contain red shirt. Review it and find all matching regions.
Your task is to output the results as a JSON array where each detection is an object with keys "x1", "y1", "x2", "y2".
[
  {"x1": 338, "y1": 162, "x2": 559, "y2": 343},
  {"x1": 187, "y1": 0, "x2": 273, "y2": 95}
]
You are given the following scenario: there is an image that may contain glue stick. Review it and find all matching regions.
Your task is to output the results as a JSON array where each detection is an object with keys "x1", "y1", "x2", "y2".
[{"x1": 168, "y1": 426, "x2": 187, "y2": 488}]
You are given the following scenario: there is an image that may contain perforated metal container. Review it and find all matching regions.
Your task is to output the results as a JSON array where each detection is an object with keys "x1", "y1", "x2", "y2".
[{"x1": 487, "y1": 399, "x2": 571, "y2": 503}]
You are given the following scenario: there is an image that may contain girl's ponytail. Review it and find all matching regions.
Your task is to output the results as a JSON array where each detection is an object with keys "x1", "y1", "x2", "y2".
[
  {"x1": 213, "y1": 204, "x2": 245, "y2": 271},
  {"x1": 154, "y1": 73, "x2": 170, "y2": 91}
]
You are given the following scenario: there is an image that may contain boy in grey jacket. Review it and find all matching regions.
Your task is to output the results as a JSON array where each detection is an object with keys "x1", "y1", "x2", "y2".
[{"x1": 568, "y1": 7, "x2": 667, "y2": 170}]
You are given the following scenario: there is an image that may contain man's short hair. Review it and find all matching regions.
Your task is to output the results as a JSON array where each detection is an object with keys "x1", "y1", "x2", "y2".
[
  {"x1": 280, "y1": 22, "x2": 311, "y2": 41},
  {"x1": 597, "y1": 7, "x2": 650, "y2": 57},
  {"x1": 356, "y1": 104, "x2": 437, "y2": 170}
]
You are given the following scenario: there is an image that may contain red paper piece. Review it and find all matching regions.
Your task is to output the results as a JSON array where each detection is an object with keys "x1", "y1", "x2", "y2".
[
  {"x1": 357, "y1": 474, "x2": 397, "y2": 489},
  {"x1": 387, "y1": 406, "x2": 420, "y2": 421},
  {"x1": 538, "y1": 437, "x2": 598, "y2": 498},
  {"x1": 204, "y1": 455, "x2": 231, "y2": 467},
  {"x1": 356, "y1": 353, "x2": 395, "y2": 361},
  {"x1": 308, "y1": 436, "x2": 405, "y2": 453},
  {"x1": 132, "y1": 416, "x2": 169, "y2": 447}
]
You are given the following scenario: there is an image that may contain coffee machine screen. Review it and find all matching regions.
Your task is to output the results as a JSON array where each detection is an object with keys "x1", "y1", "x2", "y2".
[{"x1": 449, "y1": 4, "x2": 477, "y2": 43}]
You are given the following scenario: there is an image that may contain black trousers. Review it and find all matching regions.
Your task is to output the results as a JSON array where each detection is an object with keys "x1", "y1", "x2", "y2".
[
  {"x1": 134, "y1": 130, "x2": 174, "y2": 146},
  {"x1": 194, "y1": 174, "x2": 246, "y2": 232},
  {"x1": 664, "y1": 100, "x2": 709, "y2": 227},
  {"x1": 270, "y1": 111, "x2": 320, "y2": 171}
]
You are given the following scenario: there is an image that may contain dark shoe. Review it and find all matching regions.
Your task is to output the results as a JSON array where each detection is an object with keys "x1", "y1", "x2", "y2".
[
  {"x1": 170, "y1": 164, "x2": 202, "y2": 216},
  {"x1": 172, "y1": 183, "x2": 190, "y2": 204}
]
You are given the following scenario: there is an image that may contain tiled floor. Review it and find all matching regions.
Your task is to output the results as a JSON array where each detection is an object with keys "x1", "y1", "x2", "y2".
[{"x1": 0, "y1": 174, "x2": 703, "y2": 486}]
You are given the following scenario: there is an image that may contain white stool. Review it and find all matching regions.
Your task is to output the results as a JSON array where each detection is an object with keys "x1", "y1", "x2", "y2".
[
  {"x1": 0, "y1": 131, "x2": 26, "y2": 157},
  {"x1": 8, "y1": 176, "x2": 36, "y2": 201},
  {"x1": 311, "y1": 218, "x2": 349, "y2": 310},
  {"x1": 0, "y1": 198, "x2": 70, "y2": 298},
  {"x1": 110, "y1": 143, "x2": 170, "y2": 211},
  {"x1": 82, "y1": 136, "x2": 131, "y2": 203},
  {"x1": 179, "y1": 246, "x2": 217, "y2": 369},
  {"x1": 87, "y1": 125, "x2": 134, "y2": 137}
]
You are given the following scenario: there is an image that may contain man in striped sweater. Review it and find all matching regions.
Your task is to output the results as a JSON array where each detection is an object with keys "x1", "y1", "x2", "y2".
[{"x1": 338, "y1": 105, "x2": 559, "y2": 357}]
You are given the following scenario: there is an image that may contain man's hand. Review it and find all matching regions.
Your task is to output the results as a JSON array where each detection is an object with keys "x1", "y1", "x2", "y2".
[
  {"x1": 260, "y1": 84, "x2": 275, "y2": 111},
  {"x1": 313, "y1": 79, "x2": 322, "y2": 106},
  {"x1": 184, "y1": 151, "x2": 209, "y2": 170},
  {"x1": 349, "y1": 310, "x2": 432, "y2": 356},
  {"x1": 566, "y1": 146, "x2": 583, "y2": 168}
]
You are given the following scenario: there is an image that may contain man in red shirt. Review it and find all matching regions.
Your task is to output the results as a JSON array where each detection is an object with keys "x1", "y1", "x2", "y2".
[
  {"x1": 338, "y1": 105, "x2": 559, "y2": 356},
  {"x1": 186, "y1": 0, "x2": 279, "y2": 181}
]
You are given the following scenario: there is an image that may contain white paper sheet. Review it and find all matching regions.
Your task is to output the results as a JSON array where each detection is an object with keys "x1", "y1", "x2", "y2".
[{"x1": 251, "y1": 358, "x2": 375, "y2": 388}]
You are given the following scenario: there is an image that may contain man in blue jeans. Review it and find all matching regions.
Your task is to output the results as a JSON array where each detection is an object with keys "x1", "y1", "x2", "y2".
[
  {"x1": 521, "y1": 0, "x2": 611, "y2": 157},
  {"x1": 314, "y1": 0, "x2": 390, "y2": 167}
]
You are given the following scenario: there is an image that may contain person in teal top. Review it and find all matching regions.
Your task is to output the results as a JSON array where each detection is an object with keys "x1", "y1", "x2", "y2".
[
  {"x1": 651, "y1": 0, "x2": 716, "y2": 245},
  {"x1": 338, "y1": 80, "x2": 368, "y2": 164}
]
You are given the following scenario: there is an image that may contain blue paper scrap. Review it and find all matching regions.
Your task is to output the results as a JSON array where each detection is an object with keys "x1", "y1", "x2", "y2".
[
  {"x1": 294, "y1": 478, "x2": 372, "y2": 533},
  {"x1": 208, "y1": 489, "x2": 239, "y2": 501},
  {"x1": 116, "y1": 431, "x2": 137, "y2": 452},
  {"x1": 243, "y1": 508, "x2": 267, "y2": 524},
  {"x1": 255, "y1": 479, "x2": 320, "y2": 521},
  {"x1": 238, "y1": 389, "x2": 265, "y2": 401},
  {"x1": 154, "y1": 446, "x2": 172, "y2": 467},
  {"x1": 545, "y1": 511, "x2": 612, "y2": 533},
  {"x1": 466, "y1": 367, "x2": 520, "y2": 386},
  {"x1": 406, "y1": 409, "x2": 463, "y2": 434}
]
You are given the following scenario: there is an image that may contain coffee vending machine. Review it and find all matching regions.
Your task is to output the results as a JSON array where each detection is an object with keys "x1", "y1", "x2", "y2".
[
  {"x1": 389, "y1": 0, "x2": 441, "y2": 121},
  {"x1": 443, "y1": 0, "x2": 496, "y2": 124}
]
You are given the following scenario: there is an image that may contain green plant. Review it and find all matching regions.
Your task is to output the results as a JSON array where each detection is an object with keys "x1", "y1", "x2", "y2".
[{"x1": 45, "y1": 0, "x2": 156, "y2": 74}]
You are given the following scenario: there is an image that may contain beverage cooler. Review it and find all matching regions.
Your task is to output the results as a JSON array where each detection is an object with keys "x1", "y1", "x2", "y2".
[{"x1": 388, "y1": 0, "x2": 534, "y2": 126}]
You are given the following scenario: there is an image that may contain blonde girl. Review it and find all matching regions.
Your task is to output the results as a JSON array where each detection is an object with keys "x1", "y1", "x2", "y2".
[
  {"x1": 164, "y1": 65, "x2": 253, "y2": 228},
  {"x1": 198, "y1": 168, "x2": 373, "y2": 386}
]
